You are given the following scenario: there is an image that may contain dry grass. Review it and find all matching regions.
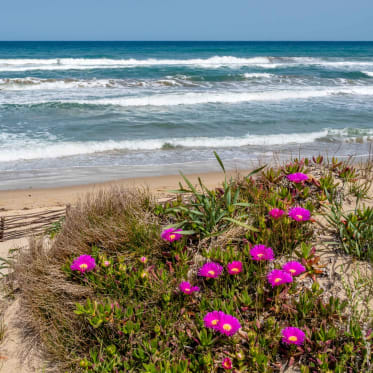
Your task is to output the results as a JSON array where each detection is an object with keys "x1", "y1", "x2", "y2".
[{"x1": 8, "y1": 187, "x2": 164, "y2": 371}]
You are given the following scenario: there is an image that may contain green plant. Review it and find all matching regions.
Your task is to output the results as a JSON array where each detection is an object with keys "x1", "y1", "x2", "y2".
[
  {"x1": 165, "y1": 152, "x2": 263, "y2": 237},
  {"x1": 326, "y1": 205, "x2": 373, "y2": 261}
]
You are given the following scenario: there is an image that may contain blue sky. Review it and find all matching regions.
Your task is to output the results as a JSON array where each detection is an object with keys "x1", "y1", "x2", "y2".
[{"x1": 1, "y1": 0, "x2": 373, "y2": 41}]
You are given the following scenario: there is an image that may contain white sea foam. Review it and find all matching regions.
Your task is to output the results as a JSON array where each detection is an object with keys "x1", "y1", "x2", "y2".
[
  {"x1": 1, "y1": 128, "x2": 372, "y2": 162},
  {"x1": 1, "y1": 56, "x2": 373, "y2": 72},
  {"x1": 64, "y1": 86, "x2": 373, "y2": 107},
  {"x1": 243, "y1": 73, "x2": 274, "y2": 79},
  {"x1": 363, "y1": 71, "x2": 373, "y2": 77},
  {"x1": 0, "y1": 77, "x2": 201, "y2": 90}
]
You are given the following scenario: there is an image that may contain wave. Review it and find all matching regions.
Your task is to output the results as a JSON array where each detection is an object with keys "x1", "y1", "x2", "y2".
[
  {"x1": 0, "y1": 56, "x2": 272, "y2": 72},
  {"x1": 62, "y1": 86, "x2": 373, "y2": 107},
  {"x1": 2, "y1": 86, "x2": 373, "y2": 106},
  {"x1": 362, "y1": 71, "x2": 373, "y2": 77},
  {"x1": 1, "y1": 56, "x2": 373, "y2": 72},
  {"x1": 1, "y1": 128, "x2": 372, "y2": 162},
  {"x1": 0, "y1": 76, "x2": 202, "y2": 90},
  {"x1": 243, "y1": 73, "x2": 274, "y2": 79}
]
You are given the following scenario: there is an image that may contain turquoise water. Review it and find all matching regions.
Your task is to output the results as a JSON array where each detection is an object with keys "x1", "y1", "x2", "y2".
[{"x1": 0, "y1": 42, "x2": 373, "y2": 189}]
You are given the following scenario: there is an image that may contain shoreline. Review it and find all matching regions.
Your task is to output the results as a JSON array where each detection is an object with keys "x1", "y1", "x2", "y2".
[{"x1": 0, "y1": 169, "x2": 246, "y2": 212}]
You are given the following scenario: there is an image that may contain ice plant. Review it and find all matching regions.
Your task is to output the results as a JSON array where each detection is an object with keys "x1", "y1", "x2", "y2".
[
  {"x1": 282, "y1": 261, "x2": 306, "y2": 276},
  {"x1": 203, "y1": 311, "x2": 222, "y2": 330},
  {"x1": 288, "y1": 206, "x2": 311, "y2": 222},
  {"x1": 161, "y1": 227, "x2": 182, "y2": 242},
  {"x1": 281, "y1": 327, "x2": 305, "y2": 346},
  {"x1": 267, "y1": 269, "x2": 293, "y2": 287},
  {"x1": 218, "y1": 313, "x2": 241, "y2": 336},
  {"x1": 269, "y1": 208, "x2": 285, "y2": 219},
  {"x1": 179, "y1": 281, "x2": 200, "y2": 294},
  {"x1": 227, "y1": 261, "x2": 243, "y2": 275},
  {"x1": 140, "y1": 256, "x2": 147, "y2": 264},
  {"x1": 198, "y1": 262, "x2": 223, "y2": 278},
  {"x1": 70, "y1": 255, "x2": 96, "y2": 273},
  {"x1": 222, "y1": 357, "x2": 233, "y2": 370},
  {"x1": 287, "y1": 172, "x2": 309, "y2": 183},
  {"x1": 250, "y1": 244, "x2": 275, "y2": 261}
]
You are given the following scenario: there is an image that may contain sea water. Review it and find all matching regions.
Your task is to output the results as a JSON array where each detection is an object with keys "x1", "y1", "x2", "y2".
[{"x1": 0, "y1": 41, "x2": 372, "y2": 189}]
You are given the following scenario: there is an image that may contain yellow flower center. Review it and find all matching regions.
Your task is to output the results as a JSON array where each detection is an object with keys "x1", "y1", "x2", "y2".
[
  {"x1": 223, "y1": 361, "x2": 231, "y2": 368},
  {"x1": 170, "y1": 234, "x2": 176, "y2": 240},
  {"x1": 79, "y1": 263, "x2": 88, "y2": 270},
  {"x1": 257, "y1": 253, "x2": 264, "y2": 258},
  {"x1": 207, "y1": 270, "x2": 215, "y2": 276},
  {"x1": 274, "y1": 277, "x2": 282, "y2": 283},
  {"x1": 231, "y1": 268, "x2": 239, "y2": 273},
  {"x1": 211, "y1": 319, "x2": 218, "y2": 326},
  {"x1": 222, "y1": 323, "x2": 232, "y2": 331},
  {"x1": 184, "y1": 288, "x2": 190, "y2": 293},
  {"x1": 288, "y1": 336, "x2": 298, "y2": 342},
  {"x1": 289, "y1": 269, "x2": 296, "y2": 274},
  {"x1": 296, "y1": 214, "x2": 303, "y2": 220}
]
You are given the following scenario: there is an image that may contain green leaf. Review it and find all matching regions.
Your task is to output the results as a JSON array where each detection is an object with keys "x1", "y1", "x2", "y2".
[
  {"x1": 223, "y1": 217, "x2": 259, "y2": 231},
  {"x1": 177, "y1": 230, "x2": 196, "y2": 235},
  {"x1": 214, "y1": 151, "x2": 225, "y2": 173},
  {"x1": 246, "y1": 164, "x2": 267, "y2": 178}
]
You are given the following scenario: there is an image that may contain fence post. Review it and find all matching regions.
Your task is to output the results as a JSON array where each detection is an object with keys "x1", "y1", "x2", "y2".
[{"x1": 0, "y1": 217, "x2": 4, "y2": 241}]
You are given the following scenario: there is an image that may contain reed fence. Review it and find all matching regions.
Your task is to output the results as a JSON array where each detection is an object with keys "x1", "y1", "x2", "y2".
[{"x1": 0, "y1": 206, "x2": 69, "y2": 242}]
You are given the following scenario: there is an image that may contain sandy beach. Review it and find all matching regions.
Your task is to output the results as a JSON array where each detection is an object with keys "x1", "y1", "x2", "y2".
[{"x1": 0, "y1": 170, "x2": 245, "y2": 212}]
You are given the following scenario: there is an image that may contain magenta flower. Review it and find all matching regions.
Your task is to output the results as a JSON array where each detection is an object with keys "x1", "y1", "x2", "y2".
[
  {"x1": 140, "y1": 256, "x2": 147, "y2": 264},
  {"x1": 288, "y1": 207, "x2": 311, "y2": 222},
  {"x1": 161, "y1": 227, "x2": 182, "y2": 242},
  {"x1": 198, "y1": 262, "x2": 223, "y2": 278},
  {"x1": 218, "y1": 313, "x2": 241, "y2": 336},
  {"x1": 222, "y1": 357, "x2": 233, "y2": 370},
  {"x1": 250, "y1": 244, "x2": 275, "y2": 261},
  {"x1": 269, "y1": 208, "x2": 285, "y2": 219},
  {"x1": 281, "y1": 327, "x2": 305, "y2": 345},
  {"x1": 267, "y1": 269, "x2": 293, "y2": 287},
  {"x1": 179, "y1": 281, "x2": 200, "y2": 294},
  {"x1": 203, "y1": 311, "x2": 223, "y2": 330},
  {"x1": 287, "y1": 172, "x2": 309, "y2": 183},
  {"x1": 70, "y1": 255, "x2": 96, "y2": 273},
  {"x1": 282, "y1": 261, "x2": 306, "y2": 276},
  {"x1": 227, "y1": 261, "x2": 243, "y2": 275}
]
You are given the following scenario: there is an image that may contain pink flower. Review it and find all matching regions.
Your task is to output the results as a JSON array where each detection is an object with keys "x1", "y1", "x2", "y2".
[
  {"x1": 203, "y1": 311, "x2": 223, "y2": 330},
  {"x1": 287, "y1": 172, "x2": 309, "y2": 183},
  {"x1": 140, "y1": 256, "x2": 147, "y2": 264},
  {"x1": 282, "y1": 261, "x2": 306, "y2": 276},
  {"x1": 267, "y1": 269, "x2": 293, "y2": 287},
  {"x1": 288, "y1": 207, "x2": 311, "y2": 222},
  {"x1": 198, "y1": 262, "x2": 223, "y2": 278},
  {"x1": 103, "y1": 260, "x2": 110, "y2": 267},
  {"x1": 218, "y1": 313, "x2": 241, "y2": 336},
  {"x1": 222, "y1": 357, "x2": 233, "y2": 370},
  {"x1": 250, "y1": 245, "x2": 275, "y2": 261},
  {"x1": 161, "y1": 227, "x2": 182, "y2": 242},
  {"x1": 269, "y1": 208, "x2": 285, "y2": 219},
  {"x1": 179, "y1": 281, "x2": 200, "y2": 294},
  {"x1": 227, "y1": 261, "x2": 243, "y2": 275},
  {"x1": 70, "y1": 255, "x2": 96, "y2": 273},
  {"x1": 281, "y1": 327, "x2": 305, "y2": 345}
]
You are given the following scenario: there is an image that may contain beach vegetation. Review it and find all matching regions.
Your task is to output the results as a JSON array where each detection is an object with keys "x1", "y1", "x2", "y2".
[{"x1": 6, "y1": 155, "x2": 373, "y2": 372}]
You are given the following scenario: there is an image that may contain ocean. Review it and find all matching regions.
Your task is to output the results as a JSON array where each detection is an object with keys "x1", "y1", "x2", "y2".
[{"x1": 0, "y1": 41, "x2": 372, "y2": 189}]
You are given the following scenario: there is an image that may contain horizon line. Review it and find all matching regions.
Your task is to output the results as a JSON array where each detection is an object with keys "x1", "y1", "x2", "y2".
[{"x1": 1, "y1": 40, "x2": 373, "y2": 42}]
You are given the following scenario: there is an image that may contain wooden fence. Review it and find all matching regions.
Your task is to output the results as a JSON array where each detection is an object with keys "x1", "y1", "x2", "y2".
[{"x1": 0, "y1": 206, "x2": 68, "y2": 242}]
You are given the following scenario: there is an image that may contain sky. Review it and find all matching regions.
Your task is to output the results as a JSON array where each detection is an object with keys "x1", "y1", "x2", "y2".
[{"x1": 1, "y1": 0, "x2": 373, "y2": 41}]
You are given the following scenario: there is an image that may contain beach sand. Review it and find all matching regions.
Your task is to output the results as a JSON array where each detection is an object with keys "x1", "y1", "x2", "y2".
[{"x1": 0, "y1": 170, "x2": 245, "y2": 212}]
